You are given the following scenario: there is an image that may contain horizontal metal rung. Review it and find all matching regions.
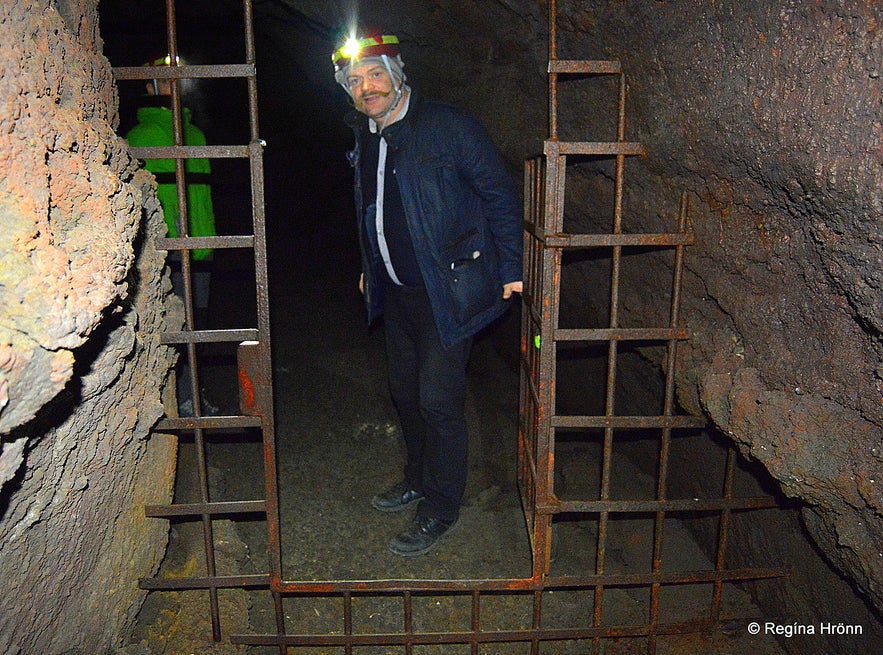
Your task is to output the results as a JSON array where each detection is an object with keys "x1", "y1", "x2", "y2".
[
  {"x1": 156, "y1": 415, "x2": 263, "y2": 430},
  {"x1": 525, "y1": 227, "x2": 693, "y2": 248},
  {"x1": 555, "y1": 327, "x2": 690, "y2": 342},
  {"x1": 545, "y1": 496, "x2": 781, "y2": 514},
  {"x1": 552, "y1": 415, "x2": 706, "y2": 429},
  {"x1": 544, "y1": 141, "x2": 645, "y2": 157},
  {"x1": 543, "y1": 566, "x2": 789, "y2": 589},
  {"x1": 549, "y1": 60, "x2": 622, "y2": 75},
  {"x1": 157, "y1": 235, "x2": 254, "y2": 251},
  {"x1": 274, "y1": 577, "x2": 541, "y2": 594},
  {"x1": 129, "y1": 145, "x2": 250, "y2": 159},
  {"x1": 113, "y1": 63, "x2": 255, "y2": 80},
  {"x1": 139, "y1": 573, "x2": 270, "y2": 591},
  {"x1": 556, "y1": 232, "x2": 694, "y2": 248},
  {"x1": 145, "y1": 499, "x2": 265, "y2": 517},
  {"x1": 234, "y1": 625, "x2": 662, "y2": 648},
  {"x1": 161, "y1": 328, "x2": 259, "y2": 344}
]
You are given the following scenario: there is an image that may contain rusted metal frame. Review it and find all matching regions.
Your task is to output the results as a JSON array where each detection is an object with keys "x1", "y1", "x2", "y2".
[
  {"x1": 404, "y1": 590, "x2": 414, "y2": 655},
  {"x1": 592, "y1": 72, "x2": 630, "y2": 645},
  {"x1": 173, "y1": 7, "x2": 221, "y2": 642},
  {"x1": 232, "y1": 613, "x2": 746, "y2": 648},
  {"x1": 239, "y1": 3, "x2": 284, "y2": 648},
  {"x1": 232, "y1": 565, "x2": 790, "y2": 649},
  {"x1": 151, "y1": 561, "x2": 785, "y2": 595},
  {"x1": 145, "y1": 499, "x2": 265, "y2": 517},
  {"x1": 649, "y1": 191, "x2": 692, "y2": 646},
  {"x1": 157, "y1": 235, "x2": 255, "y2": 251},
  {"x1": 539, "y1": 232, "x2": 693, "y2": 248},
  {"x1": 518, "y1": 160, "x2": 540, "y2": 564},
  {"x1": 548, "y1": 0, "x2": 559, "y2": 139},
  {"x1": 235, "y1": 626, "x2": 658, "y2": 648},
  {"x1": 548, "y1": 60, "x2": 623, "y2": 75},
  {"x1": 552, "y1": 496, "x2": 781, "y2": 514},
  {"x1": 547, "y1": 141, "x2": 645, "y2": 156},
  {"x1": 140, "y1": 573, "x2": 270, "y2": 590},
  {"x1": 543, "y1": 565, "x2": 788, "y2": 588},
  {"x1": 112, "y1": 63, "x2": 255, "y2": 80},
  {"x1": 471, "y1": 590, "x2": 482, "y2": 655},
  {"x1": 556, "y1": 326, "x2": 689, "y2": 341},
  {"x1": 552, "y1": 415, "x2": 705, "y2": 429},
  {"x1": 272, "y1": 591, "x2": 287, "y2": 655},
  {"x1": 523, "y1": 157, "x2": 545, "y2": 537},
  {"x1": 712, "y1": 445, "x2": 737, "y2": 621},
  {"x1": 530, "y1": 590, "x2": 542, "y2": 655},
  {"x1": 535, "y1": 151, "x2": 566, "y2": 577},
  {"x1": 124, "y1": 0, "x2": 277, "y2": 643},
  {"x1": 243, "y1": 0, "x2": 261, "y2": 142},
  {"x1": 158, "y1": 0, "x2": 225, "y2": 639},
  {"x1": 128, "y1": 144, "x2": 251, "y2": 158},
  {"x1": 344, "y1": 590, "x2": 354, "y2": 655},
  {"x1": 523, "y1": 222, "x2": 693, "y2": 246},
  {"x1": 157, "y1": 415, "x2": 262, "y2": 430},
  {"x1": 248, "y1": 134, "x2": 282, "y2": 588},
  {"x1": 161, "y1": 328, "x2": 259, "y2": 344},
  {"x1": 276, "y1": 577, "x2": 542, "y2": 594},
  {"x1": 516, "y1": 157, "x2": 553, "y2": 573}
]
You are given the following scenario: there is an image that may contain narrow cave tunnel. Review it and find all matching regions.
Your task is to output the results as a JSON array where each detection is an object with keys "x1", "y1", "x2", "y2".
[{"x1": 0, "y1": 1, "x2": 881, "y2": 654}]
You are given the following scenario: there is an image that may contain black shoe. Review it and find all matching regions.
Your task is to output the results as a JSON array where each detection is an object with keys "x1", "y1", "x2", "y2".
[
  {"x1": 388, "y1": 515, "x2": 457, "y2": 557},
  {"x1": 371, "y1": 481, "x2": 425, "y2": 512}
]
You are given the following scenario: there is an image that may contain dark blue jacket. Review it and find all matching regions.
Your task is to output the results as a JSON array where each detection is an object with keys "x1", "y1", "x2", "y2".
[{"x1": 347, "y1": 92, "x2": 523, "y2": 349}]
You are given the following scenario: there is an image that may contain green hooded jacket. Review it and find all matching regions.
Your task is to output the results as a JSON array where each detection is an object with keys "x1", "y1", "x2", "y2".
[{"x1": 125, "y1": 104, "x2": 216, "y2": 260}]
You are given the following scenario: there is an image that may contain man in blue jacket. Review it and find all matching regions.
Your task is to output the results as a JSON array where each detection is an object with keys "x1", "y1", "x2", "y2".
[{"x1": 333, "y1": 30, "x2": 523, "y2": 556}]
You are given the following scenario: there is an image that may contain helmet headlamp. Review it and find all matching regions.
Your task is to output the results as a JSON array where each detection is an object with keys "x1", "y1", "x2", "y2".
[{"x1": 332, "y1": 33, "x2": 400, "y2": 72}]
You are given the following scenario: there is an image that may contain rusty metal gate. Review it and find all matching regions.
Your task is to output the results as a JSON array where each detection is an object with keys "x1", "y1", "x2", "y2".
[
  {"x1": 113, "y1": 0, "x2": 787, "y2": 653},
  {"x1": 112, "y1": 0, "x2": 283, "y2": 641}
]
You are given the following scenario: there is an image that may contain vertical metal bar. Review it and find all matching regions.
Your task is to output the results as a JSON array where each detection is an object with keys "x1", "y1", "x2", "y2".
[
  {"x1": 712, "y1": 447, "x2": 737, "y2": 621},
  {"x1": 649, "y1": 193, "x2": 689, "y2": 655},
  {"x1": 534, "y1": 148, "x2": 563, "y2": 576},
  {"x1": 403, "y1": 591, "x2": 414, "y2": 655},
  {"x1": 164, "y1": 0, "x2": 220, "y2": 641},
  {"x1": 613, "y1": 73, "x2": 627, "y2": 231},
  {"x1": 531, "y1": 590, "x2": 542, "y2": 655},
  {"x1": 594, "y1": 76, "x2": 629, "y2": 643},
  {"x1": 343, "y1": 591, "x2": 353, "y2": 655},
  {"x1": 240, "y1": 0, "x2": 282, "y2": 591},
  {"x1": 273, "y1": 591, "x2": 286, "y2": 655},
  {"x1": 242, "y1": 0, "x2": 261, "y2": 141},
  {"x1": 520, "y1": 159, "x2": 538, "y2": 572},
  {"x1": 548, "y1": 0, "x2": 559, "y2": 139},
  {"x1": 470, "y1": 590, "x2": 480, "y2": 655},
  {"x1": 652, "y1": 194, "x2": 689, "y2": 650}
]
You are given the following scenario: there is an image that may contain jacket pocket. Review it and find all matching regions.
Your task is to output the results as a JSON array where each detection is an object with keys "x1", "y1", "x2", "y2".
[{"x1": 448, "y1": 248, "x2": 497, "y2": 324}]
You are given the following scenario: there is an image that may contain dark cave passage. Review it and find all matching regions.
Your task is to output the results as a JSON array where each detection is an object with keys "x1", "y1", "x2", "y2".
[{"x1": 1, "y1": 2, "x2": 879, "y2": 654}]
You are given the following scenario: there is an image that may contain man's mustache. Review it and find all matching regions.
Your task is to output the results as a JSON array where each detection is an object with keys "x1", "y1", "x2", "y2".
[{"x1": 355, "y1": 89, "x2": 392, "y2": 109}]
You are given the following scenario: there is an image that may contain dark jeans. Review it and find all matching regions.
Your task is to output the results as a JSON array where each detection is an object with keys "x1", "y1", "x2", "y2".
[{"x1": 384, "y1": 284, "x2": 472, "y2": 523}]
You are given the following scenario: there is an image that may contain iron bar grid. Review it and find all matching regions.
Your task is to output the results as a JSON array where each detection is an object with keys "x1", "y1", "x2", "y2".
[{"x1": 119, "y1": 0, "x2": 282, "y2": 643}]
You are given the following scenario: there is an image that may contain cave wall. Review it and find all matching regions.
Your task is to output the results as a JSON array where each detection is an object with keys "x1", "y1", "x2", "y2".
[{"x1": 0, "y1": 1, "x2": 178, "y2": 652}]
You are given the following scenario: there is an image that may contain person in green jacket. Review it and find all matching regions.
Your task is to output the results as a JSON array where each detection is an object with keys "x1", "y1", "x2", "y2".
[
  {"x1": 125, "y1": 55, "x2": 218, "y2": 415},
  {"x1": 125, "y1": 55, "x2": 216, "y2": 327}
]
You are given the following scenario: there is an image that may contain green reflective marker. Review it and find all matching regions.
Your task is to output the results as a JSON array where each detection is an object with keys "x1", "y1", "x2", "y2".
[{"x1": 534, "y1": 335, "x2": 541, "y2": 349}]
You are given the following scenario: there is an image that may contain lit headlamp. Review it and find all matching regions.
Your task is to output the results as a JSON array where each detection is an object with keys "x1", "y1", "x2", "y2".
[{"x1": 332, "y1": 33, "x2": 400, "y2": 72}]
